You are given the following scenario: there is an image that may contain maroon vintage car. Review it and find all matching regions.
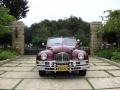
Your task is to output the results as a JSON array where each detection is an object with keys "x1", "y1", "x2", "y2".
[{"x1": 36, "y1": 37, "x2": 89, "y2": 76}]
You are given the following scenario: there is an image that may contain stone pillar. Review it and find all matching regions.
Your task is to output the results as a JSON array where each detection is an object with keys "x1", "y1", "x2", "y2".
[
  {"x1": 11, "y1": 21, "x2": 24, "y2": 55},
  {"x1": 90, "y1": 22, "x2": 102, "y2": 56}
]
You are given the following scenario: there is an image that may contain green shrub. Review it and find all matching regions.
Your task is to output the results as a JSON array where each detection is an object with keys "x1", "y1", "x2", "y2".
[
  {"x1": 95, "y1": 49, "x2": 113, "y2": 59},
  {"x1": 96, "y1": 49, "x2": 120, "y2": 62},
  {"x1": 111, "y1": 52, "x2": 120, "y2": 62},
  {"x1": 0, "y1": 50, "x2": 17, "y2": 60}
]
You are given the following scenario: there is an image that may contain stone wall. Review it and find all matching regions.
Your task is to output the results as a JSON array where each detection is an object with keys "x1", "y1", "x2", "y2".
[
  {"x1": 11, "y1": 21, "x2": 24, "y2": 55},
  {"x1": 90, "y1": 22, "x2": 102, "y2": 56}
]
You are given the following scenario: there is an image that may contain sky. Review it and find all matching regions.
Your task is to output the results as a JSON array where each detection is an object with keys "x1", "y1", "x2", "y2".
[{"x1": 20, "y1": 0, "x2": 120, "y2": 27}]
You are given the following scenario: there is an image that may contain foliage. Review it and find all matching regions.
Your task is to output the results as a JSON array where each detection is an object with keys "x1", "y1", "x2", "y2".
[
  {"x1": 102, "y1": 32, "x2": 117, "y2": 44},
  {"x1": 25, "y1": 16, "x2": 90, "y2": 47},
  {"x1": 75, "y1": 29, "x2": 90, "y2": 46},
  {"x1": 101, "y1": 10, "x2": 120, "y2": 48},
  {"x1": 0, "y1": 0, "x2": 29, "y2": 20},
  {"x1": 0, "y1": 7, "x2": 15, "y2": 35},
  {"x1": 24, "y1": 26, "x2": 31, "y2": 44},
  {"x1": 111, "y1": 52, "x2": 120, "y2": 62},
  {"x1": 101, "y1": 10, "x2": 120, "y2": 33},
  {"x1": 0, "y1": 49, "x2": 17, "y2": 60},
  {"x1": 53, "y1": 29, "x2": 71, "y2": 37},
  {"x1": 0, "y1": 7, "x2": 15, "y2": 46},
  {"x1": 0, "y1": 32, "x2": 12, "y2": 47},
  {"x1": 32, "y1": 26, "x2": 50, "y2": 46},
  {"x1": 95, "y1": 49, "x2": 113, "y2": 59},
  {"x1": 96, "y1": 49, "x2": 120, "y2": 62}
]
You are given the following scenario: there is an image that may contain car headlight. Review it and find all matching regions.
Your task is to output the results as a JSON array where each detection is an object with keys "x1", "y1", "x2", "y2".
[
  {"x1": 41, "y1": 53, "x2": 47, "y2": 60},
  {"x1": 78, "y1": 53, "x2": 84, "y2": 60}
]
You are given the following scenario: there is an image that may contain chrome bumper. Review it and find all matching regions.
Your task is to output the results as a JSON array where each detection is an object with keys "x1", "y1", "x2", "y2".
[{"x1": 36, "y1": 60, "x2": 89, "y2": 73}]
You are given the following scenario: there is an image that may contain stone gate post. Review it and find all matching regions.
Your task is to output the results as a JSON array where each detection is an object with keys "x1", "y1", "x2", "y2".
[
  {"x1": 90, "y1": 22, "x2": 102, "y2": 56},
  {"x1": 11, "y1": 21, "x2": 25, "y2": 55}
]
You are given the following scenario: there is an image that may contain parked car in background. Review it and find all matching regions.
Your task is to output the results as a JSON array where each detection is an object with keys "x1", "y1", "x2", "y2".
[{"x1": 36, "y1": 37, "x2": 89, "y2": 76}]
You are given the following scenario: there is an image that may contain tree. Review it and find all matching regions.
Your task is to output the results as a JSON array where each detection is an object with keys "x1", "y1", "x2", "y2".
[
  {"x1": 28, "y1": 16, "x2": 90, "y2": 47},
  {"x1": 65, "y1": 16, "x2": 82, "y2": 35},
  {"x1": 0, "y1": 7, "x2": 15, "y2": 46},
  {"x1": 24, "y1": 26, "x2": 32, "y2": 44},
  {"x1": 75, "y1": 29, "x2": 90, "y2": 46},
  {"x1": 53, "y1": 29, "x2": 72, "y2": 37},
  {"x1": 101, "y1": 10, "x2": 120, "y2": 48},
  {"x1": 0, "y1": 7, "x2": 15, "y2": 35},
  {"x1": 0, "y1": 0, "x2": 29, "y2": 20},
  {"x1": 32, "y1": 26, "x2": 50, "y2": 47}
]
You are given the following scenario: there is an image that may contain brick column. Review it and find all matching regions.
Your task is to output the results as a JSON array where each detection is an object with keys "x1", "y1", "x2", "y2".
[
  {"x1": 11, "y1": 21, "x2": 25, "y2": 55},
  {"x1": 90, "y1": 22, "x2": 102, "y2": 56}
]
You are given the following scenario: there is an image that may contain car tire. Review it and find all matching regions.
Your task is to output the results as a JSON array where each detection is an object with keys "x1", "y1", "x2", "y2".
[
  {"x1": 39, "y1": 70, "x2": 46, "y2": 76},
  {"x1": 79, "y1": 70, "x2": 86, "y2": 76}
]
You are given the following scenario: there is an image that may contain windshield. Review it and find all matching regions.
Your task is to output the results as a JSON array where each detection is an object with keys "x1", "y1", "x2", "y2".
[{"x1": 47, "y1": 37, "x2": 76, "y2": 46}]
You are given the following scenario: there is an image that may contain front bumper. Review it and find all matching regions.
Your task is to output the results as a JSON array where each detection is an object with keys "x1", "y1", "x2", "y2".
[{"x1": 36, "y1": 60, "x2": 89, "y2": 73}]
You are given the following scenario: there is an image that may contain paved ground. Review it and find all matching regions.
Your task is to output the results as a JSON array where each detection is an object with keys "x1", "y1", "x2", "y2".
[{"x1": 0, "y1": 56, "x2": 120, "y2": 90}]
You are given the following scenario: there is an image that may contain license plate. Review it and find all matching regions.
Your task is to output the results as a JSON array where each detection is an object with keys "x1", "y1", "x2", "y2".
[
  {"x1": 39, "y1": 61, "x2": 45, "y2": 65},
  {"x1": 57, "y1": 65, "x2": 69, "y2": 71}
]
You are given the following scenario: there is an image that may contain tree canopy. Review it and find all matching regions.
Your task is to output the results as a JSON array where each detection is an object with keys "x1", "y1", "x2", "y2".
[
  {"x1": 0, "y1": 7, "x2": 15, "y2": 46},
  {"x1": 25, "y1": 16, "x2": 90, "y2": 47},
  {"x1": 101, "y1": 10, "x2": 120, "y2": 48},
  {"x1": 0, "y1": 0, "x2": 29, "y2": 20},
  {"x1": 102, "y1": 10, "x2": 120, "y2": 33},
  {"x1": 0, "y1": 7, "x2": 15, "y2": 35}
]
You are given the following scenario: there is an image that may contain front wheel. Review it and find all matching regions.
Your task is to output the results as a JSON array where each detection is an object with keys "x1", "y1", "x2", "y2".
[
  {"x1": 79, "y1": 70, "x2": 86, "y2": 76},
  {"x1": 39, "y1": 70, "x2": 46, "y2": 76}
]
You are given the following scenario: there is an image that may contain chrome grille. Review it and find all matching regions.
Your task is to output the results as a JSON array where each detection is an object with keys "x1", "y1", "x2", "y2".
[{"x1": 54, "y1": 52, "x2": 70, "y2": 62}]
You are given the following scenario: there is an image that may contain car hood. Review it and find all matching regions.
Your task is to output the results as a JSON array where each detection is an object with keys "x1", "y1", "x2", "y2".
[{"x1": 47, "y1": 45, "x2": 75, "y2": 54}]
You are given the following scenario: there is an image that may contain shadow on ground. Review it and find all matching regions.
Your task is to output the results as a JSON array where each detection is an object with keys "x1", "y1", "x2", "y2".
[{"x1": 41, "y1": 71, "x2": 84, "y2": 79}]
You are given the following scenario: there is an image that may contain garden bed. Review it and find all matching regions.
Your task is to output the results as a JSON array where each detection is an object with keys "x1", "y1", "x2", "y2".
[
  {"x1": 95, "y1": 49, "x2": 120, "y2": 63},
  {"x1": 0, "y1": 49, "x2": 17, "y2": 60}
]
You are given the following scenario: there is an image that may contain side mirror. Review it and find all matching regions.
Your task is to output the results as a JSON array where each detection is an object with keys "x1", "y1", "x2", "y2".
[
  {"x1": 42, "y1": 43, "x2": 46, "y2": 48},
  {"x1": 42, "y1": 43, "x2": 45, "y2": 46}
]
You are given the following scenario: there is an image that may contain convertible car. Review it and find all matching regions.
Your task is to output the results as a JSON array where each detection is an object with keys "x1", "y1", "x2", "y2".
[{"x1": 36, "y1": 37, "x2": 89, "y2": 76}]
